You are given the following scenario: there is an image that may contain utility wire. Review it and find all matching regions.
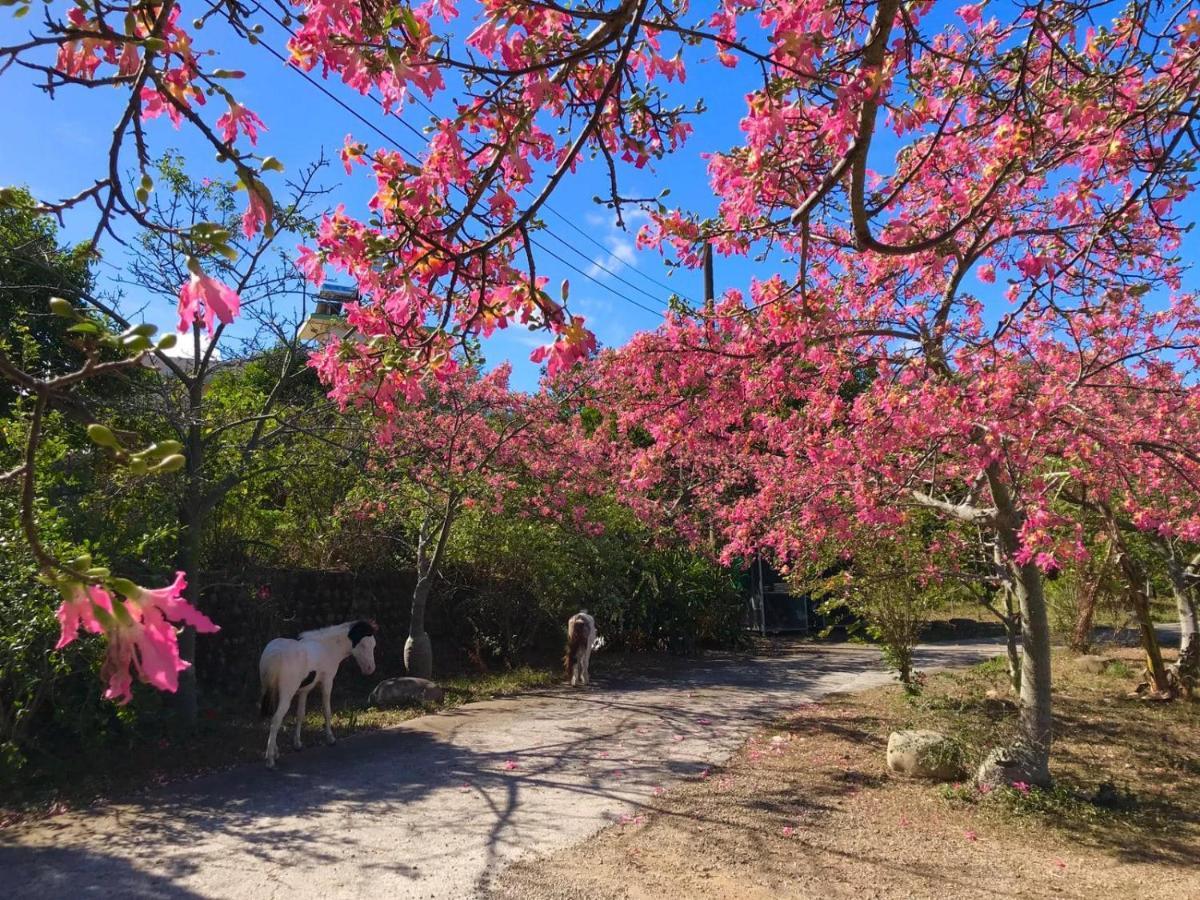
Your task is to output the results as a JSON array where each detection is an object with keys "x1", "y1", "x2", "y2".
[
  {"x1": 529, "y1": 237, "x2": 664, "y2": 316},
  {"x1": 252, "y1": 6, "x2": 685, "y2": 312}
]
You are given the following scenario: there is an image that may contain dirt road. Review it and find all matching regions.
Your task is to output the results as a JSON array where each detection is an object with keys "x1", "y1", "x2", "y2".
[{"x1": 0, "y1": 640, "x2": 1000, "y2": 899}]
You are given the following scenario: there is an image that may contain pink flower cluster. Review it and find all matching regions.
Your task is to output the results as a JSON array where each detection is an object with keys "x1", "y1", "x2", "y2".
[{"x1": 56, "y1": 572, "x2": 218, "y2": 705}]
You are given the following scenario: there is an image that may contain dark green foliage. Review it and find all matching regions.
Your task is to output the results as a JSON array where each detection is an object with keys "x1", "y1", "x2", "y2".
[{"x1": 0, "y1": 189, "x2": 95, "y2": 410}]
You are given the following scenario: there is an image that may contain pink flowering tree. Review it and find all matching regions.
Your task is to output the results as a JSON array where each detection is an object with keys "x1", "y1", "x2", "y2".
[
  {"x1": 5, "y1": 0, "x2": 1200, "y2": 745},
  {"x1": 591, "y1": 276, "x2": 1200, "y2": 785},
  {"x1": 333, "y1": 363, "x2": 591, "y2": 677}
]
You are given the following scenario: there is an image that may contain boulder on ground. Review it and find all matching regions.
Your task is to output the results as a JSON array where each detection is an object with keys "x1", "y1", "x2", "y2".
[
  {"x1": 886, "y1": 730, "x2": 963, "y2": 780},
  {"x1": 1074, "y1": 655, "x2": 1109, "y2": 674},
  {"x1": 368, "y1": 677, "x2": 446, "y2": 707},
  {"x1": 975, "y1": 743, "x2": 1050, "y2": 789}
]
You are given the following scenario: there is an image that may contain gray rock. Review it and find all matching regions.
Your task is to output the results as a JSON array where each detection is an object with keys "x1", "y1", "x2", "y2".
[
  {"x1": 1074, "y1": 654, "x2": 1109, "y2": 674},
  {"x1": 368, "y1": 677, "x2": 446, "y2": 707},
  {"x1": 975, "y1": 743, "x2": 1050, "y2": 789},
  {"x1": 886, "y1": 730, "x2": 963, "y2": 780}
]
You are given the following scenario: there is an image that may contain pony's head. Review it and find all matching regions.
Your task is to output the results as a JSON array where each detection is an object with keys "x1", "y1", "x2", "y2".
[{"x1": 347, "y1": 620, "x2": 378, "y2": 675}]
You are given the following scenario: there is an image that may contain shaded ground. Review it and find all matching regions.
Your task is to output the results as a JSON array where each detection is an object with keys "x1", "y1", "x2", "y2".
[
  {"x1": 492, "y1": 644, "x2": 1200, "y2": 900},
  {"x1": 0, "y1": 666, "x2": 559, "y2": 824},
  {"x1": 0, "y1": 640, "x2": 997, "y2": 899}
]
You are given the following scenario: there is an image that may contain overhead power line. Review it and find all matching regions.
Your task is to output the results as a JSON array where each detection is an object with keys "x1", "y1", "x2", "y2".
[{"x1": 251, "y1": 6, "x2": 689, "y2": 313}]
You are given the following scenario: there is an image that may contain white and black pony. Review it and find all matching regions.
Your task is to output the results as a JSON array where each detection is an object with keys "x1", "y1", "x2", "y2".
[{"x1": 258, "y1": 620, "x2": 378, "y2": 767}]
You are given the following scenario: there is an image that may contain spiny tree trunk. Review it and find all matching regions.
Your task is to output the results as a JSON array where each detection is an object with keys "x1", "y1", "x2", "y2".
[
  {"x1": 1106, "y1": 515, "x2": 1170, "y2": 695},
  {"x1": 987, "y1": 543, "x2": 1022, "y2": 694},
  {"x1": 405, "y1": 499, "x2": 458, "y2": 679},
  {"x1": 986, "y1": 466, "x2": 1052, "y2": 786},
  {"x1": 1000, "y1": 586, "x2": 1022, "y2": 696}
]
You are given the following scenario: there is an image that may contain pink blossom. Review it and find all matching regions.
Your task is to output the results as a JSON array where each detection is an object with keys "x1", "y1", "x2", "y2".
[
  {"x1": 216, "y1": 102, "x2": 266, "y2": 145},
  {"x1": 55, "y1": 583, "x2": 114, "y2": 649},
  {"x1": 242, "y1": 188, "x2": 270, "y2": 240},
  {"x1": 57, "y1": 573, "x2": 217, "y2": 705},
  {"x1": 177, "y1": 271, "x2": 242, "y2": 334},
  {"x1": 957, "y1": 3, "x2": 985, "y2": 27}
]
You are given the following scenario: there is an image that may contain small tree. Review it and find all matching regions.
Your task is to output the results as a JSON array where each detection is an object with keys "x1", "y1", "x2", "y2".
[
  {"x1": 805, "y1": 520, "x2": 958, "y2": 691},
  {"x1": 334, "y1": 364, "x2": 588, "y2": 678}
]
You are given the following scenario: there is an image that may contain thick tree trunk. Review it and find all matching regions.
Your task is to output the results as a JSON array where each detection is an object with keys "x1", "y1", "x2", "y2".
[
  {"x1": 1129, "y1": 581, "x2": 1170, "y2": 693},
  {"x1": 1164, "y1": 551, "x2": 1199, "y2": 692},
  {"x1": 1010, "y1": 559, "x2": 1053, "y2": 782},
  {"x1": 1002, "y1": 607, "x2": 1022, "y2": 695},
  {"x1": 405, "y1": 573, "x2": 434, "y2": 678},
  {"x1": 1107, "y1": 515, "x2": 1170, "y2": 694},
  {"x1": 984, "y1": 466, "x2": 1052, "y2": 786},
  {"x1": 405, "y1": 499, "x2": 458, "y2": 680}
]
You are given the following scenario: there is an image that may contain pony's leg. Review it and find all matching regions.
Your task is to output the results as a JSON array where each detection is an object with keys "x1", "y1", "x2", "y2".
[
  {"x1": 581, "y1": 646, "x2": 591, "y2": 685},
  {"x1": 266, "y1": 692, "x2": 291, "y2": 768},
  {"x1": 320, "y1": 677, "x2": 336, "y2": 745},
  {"x1": 293, "y1": 687, "x2": 311, "y2": 750}
]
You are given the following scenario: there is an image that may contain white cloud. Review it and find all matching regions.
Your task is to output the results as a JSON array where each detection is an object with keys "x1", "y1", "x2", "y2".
[{"x1": 586, "y1": 233, "x2": 638, "y2": 279}]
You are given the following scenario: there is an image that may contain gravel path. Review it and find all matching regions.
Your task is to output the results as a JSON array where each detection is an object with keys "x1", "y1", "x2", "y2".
[{"x1": 0, "y1": 640, "x2": 1001, "y2": 899}]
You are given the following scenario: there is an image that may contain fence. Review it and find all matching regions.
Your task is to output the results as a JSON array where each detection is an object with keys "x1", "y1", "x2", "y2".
[{"x1": 194, "y1": 567, "x2": 464, "y2": 697}]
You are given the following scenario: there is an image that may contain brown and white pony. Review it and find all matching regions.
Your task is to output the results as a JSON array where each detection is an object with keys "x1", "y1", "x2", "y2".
[
  {"x1": 258, "y1": 620, "x2": 378, "y2": 767},
  {"x1": 564, "y1": 611, "x2": 603, "y2": 687}
]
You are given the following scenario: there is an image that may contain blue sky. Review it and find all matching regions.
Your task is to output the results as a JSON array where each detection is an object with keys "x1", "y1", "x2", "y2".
[
  {"x1": 2, "y1": 3, "x2": 1197, "y2": 390},
  {"x1": 0, "y1": 7, "x2": 754, "y2": 389}
]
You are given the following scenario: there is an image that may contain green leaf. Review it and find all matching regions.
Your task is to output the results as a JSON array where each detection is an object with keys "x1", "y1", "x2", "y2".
[
  {"x1": 399, "y1": 6, "x2": 420, "y2": 36},
  {"x1": 121, "y1": 334, "x2": 152, "y2": 352}
]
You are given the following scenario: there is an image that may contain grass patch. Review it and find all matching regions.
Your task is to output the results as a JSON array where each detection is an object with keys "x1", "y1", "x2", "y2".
[
  {"x1": 866, "y1": 644, "x2": 1200, "y2": 865},
  {"x1": 0, "y1": 664, "x2": 557, "y2": 827}
]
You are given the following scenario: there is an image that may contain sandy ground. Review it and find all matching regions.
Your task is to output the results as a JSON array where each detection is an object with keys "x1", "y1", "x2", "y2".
[
  {"x1": 0, "y1": 640, "x2": 999, "y2": 899},
  {"x1": 491, "y1": 647, "x2": 1200, "y2": 900}
]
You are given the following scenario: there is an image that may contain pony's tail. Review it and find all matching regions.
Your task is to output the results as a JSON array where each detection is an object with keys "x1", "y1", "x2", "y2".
[
  {"x1": 565, "y1": 618, "x2": 587, "y2": 679},
  {"x1": 259, "y1": 683, "x2": 276, "y2": 719}
]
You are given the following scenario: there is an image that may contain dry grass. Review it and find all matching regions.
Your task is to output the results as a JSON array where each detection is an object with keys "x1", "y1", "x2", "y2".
[{"x1": 491, "y1": 646, "x2": 1200, "y2": 899}]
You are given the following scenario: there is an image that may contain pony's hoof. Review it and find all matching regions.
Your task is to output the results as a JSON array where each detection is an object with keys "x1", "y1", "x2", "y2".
[
  {"x1": 325, "y1": 734, "x2": 336, "y2": 746},
  {"x1": 293, "y1": 741, "x2": 303, "y2": 751},
  {"x1": 266, "y1": 757, "x2": 277, "y2": 769}
]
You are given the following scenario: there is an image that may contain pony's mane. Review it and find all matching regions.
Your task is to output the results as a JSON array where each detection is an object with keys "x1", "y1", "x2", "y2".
[{"x1": 298, "y1": 621, "x2": 357, "y2": 641}]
